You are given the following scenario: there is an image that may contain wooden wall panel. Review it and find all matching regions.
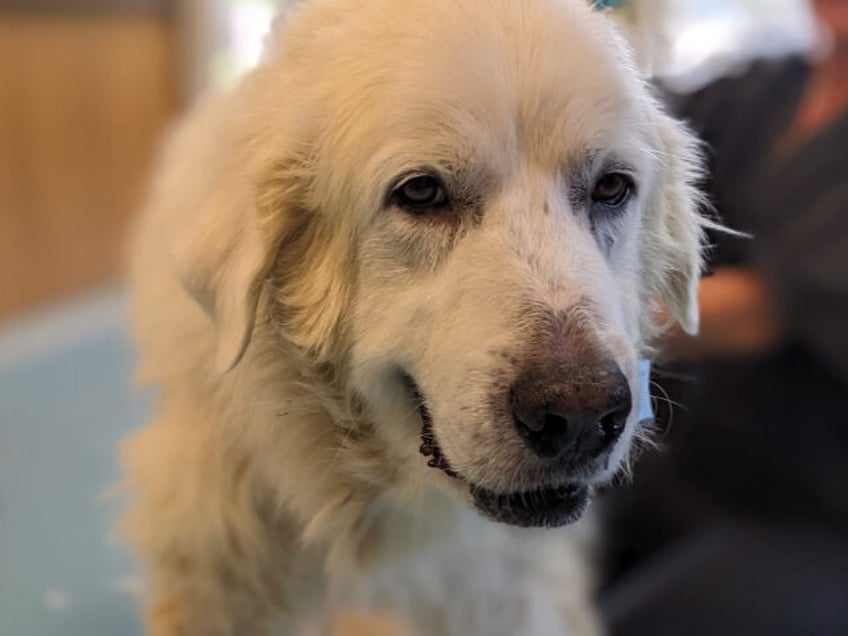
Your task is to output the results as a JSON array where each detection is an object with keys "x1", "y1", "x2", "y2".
[{"x1": 0, "y1": 17, "x2": 178, "y2": 318}]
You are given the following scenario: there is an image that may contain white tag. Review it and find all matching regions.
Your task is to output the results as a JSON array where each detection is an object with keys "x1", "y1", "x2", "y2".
[{"x1": 637, "y1": 359, "x2": 654, "y2": 423}]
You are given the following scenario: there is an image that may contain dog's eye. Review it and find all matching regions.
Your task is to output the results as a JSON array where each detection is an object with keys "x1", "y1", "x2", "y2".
[
  {"x1": 591, "y1": 173, "x2": 633, "y2": 209},
  {"x1": 394, "y1": 175, "x2": 449, "y2": 212}
]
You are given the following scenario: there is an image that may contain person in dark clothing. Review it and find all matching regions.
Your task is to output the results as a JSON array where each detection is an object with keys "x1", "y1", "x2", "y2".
[{"x1": 601, "y1": 2, "x2": 848, "y2": 634}]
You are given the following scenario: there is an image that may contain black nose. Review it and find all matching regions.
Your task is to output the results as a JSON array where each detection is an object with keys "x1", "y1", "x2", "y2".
[{"x1": 511, "y1": 360, "x2": 632, "y2": 461}]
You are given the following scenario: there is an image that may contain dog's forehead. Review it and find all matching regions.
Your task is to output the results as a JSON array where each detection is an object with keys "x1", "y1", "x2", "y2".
[
  {"x1": 272, "y1": 0, "x2": 654, "y2": 210},
  {"x1": 312, "y1": 1, "x2": 643, "y2": 165}
]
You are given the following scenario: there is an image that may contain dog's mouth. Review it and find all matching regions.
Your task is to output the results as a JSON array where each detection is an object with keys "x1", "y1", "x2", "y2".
[{"x1": 405, "y1": 373, "x2": 591, "y2": 528}]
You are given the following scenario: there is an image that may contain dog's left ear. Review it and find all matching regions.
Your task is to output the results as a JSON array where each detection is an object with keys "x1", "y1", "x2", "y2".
[
  {"x1": 172, "y1": 182, "x2": 282, "y2": 373},
  {"x1": 643, "y1": 111, "x2": 706, "y2": 335}
]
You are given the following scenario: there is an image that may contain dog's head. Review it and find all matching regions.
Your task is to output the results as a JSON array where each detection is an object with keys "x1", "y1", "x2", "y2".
[{"x1": 171, "y1": 0, "x2": 705, "y2": 527}]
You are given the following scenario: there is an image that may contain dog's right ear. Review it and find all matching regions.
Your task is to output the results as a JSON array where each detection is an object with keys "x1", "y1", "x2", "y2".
[
  {"x1": 642, "y1": 110, "x2": 708, "y2": 337},
  {"x1": 171, "y1": 183, "x2": 280, "y2": 373}
]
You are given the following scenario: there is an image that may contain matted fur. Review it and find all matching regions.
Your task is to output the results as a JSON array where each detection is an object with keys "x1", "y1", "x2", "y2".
[{"x1": 121, "y1": 1, "x2": 706, "y2": 634}]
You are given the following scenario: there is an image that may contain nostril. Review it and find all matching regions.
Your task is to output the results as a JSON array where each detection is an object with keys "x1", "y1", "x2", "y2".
[
  {"x1": 514, "y1": 410, "x2": 567, "y2": 437},
  {"x1": 543, "y1": 412, "x2": 568, "y2": 434},
  {"x1": 513, "y1": 410, "x2": 575, "y2": 459},
  {"x1": 599, "y1": 408, "x2": 627, "y2": 444}
]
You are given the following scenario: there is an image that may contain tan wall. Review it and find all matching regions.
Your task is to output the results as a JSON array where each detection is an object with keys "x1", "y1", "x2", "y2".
[{"x1": 0, "y1": 15, "x2": 178, "y2": 318}]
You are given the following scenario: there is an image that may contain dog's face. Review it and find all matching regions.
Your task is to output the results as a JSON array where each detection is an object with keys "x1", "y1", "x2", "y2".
[{"x1": 173, "y1": 0, "x2": 704, "y2": 527}]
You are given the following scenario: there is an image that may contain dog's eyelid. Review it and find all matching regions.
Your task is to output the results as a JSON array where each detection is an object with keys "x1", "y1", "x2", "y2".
[
  {"x1": 393, "y1": 169, "x2": 438, "y2": 185},
  {"x1": 598, "y1": 158, "x2": 638, "y2": 183},
  {"x1": 602, "y1": 158, "x2": 636, "y2": 173},
  {"x1": 388, "y1": 170, "x2": 452, "y2": 214},
  {"x1": 600, "y1": 171, "x2": 637, "y2": 196},
  {"x1": 387, "y1": 169, "x2": 441, "y2": 199},
  {"x1": 568, "y1": 154, "x2": 639, "y2": 191}
]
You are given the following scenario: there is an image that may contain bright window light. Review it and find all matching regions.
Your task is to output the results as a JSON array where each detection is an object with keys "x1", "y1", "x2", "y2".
[{"x1": 210, "y1": 0, "x2": 278, "y2": 88}]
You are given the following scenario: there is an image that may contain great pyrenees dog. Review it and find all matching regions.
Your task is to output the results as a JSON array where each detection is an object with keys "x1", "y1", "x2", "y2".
[{"x1": 122, "y1": 0, "x2": 705, "y2": 634}]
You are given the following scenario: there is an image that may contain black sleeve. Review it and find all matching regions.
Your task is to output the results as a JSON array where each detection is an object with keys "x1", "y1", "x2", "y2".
[
  {"x1": 665, "y1": 59, "x2": 848, "y2": 383},
  {"x1": 665, "y1": 59, "x2": 808, "y2": 268}
]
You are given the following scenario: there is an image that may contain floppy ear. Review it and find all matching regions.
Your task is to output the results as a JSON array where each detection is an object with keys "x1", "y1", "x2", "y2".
[
  {"x1": 644, "y1": 112, "x2": 707, "y2": 335},
  {"x1": 172, "y1": 184, "x2": 279, "y2": 373}
]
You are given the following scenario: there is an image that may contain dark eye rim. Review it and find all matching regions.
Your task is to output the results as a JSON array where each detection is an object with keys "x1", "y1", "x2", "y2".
[
  {"x1": 590, "y1": 172, "x2": 636, "y2": 209},
  {"x1": 390, "y1": 173, "x2": 450, "y2": 213}
]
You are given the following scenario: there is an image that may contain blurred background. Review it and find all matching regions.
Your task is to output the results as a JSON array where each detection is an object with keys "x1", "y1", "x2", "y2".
[
  {"x1": 0, "y1": 1, "x2": 844, "y2": 635},
  {"x1": 1, "y1": 3, "x2": 279, "y2": 634}
]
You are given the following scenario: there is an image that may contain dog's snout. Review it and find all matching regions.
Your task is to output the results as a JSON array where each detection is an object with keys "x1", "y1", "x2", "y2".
[{"x1": 511, "y1": 360, "x2": 631, "y2": 462}]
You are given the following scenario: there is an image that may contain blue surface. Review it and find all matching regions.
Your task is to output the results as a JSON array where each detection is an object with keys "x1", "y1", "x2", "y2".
[{"x1": 0, "y1": 295, "x2": 148, "y2": 636}]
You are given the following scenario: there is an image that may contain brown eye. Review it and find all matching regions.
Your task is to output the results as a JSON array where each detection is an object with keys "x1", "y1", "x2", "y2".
[
  {"x1": 394, "y1": 175, "x2": 449, "y2": 212},
  {"x1": 591, "y1": 173, "x2": 633, "y2": 208}
]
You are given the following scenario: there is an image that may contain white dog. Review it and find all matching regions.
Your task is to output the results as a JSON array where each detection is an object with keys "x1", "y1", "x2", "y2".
[{"x1": 122, "y1": 1, "x2": 705, "y2": 634}]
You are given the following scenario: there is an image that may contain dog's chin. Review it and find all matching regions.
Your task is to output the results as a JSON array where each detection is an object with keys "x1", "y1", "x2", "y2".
[{"x1": 406, "y1": 373, "x2": 592, "y2": 529}]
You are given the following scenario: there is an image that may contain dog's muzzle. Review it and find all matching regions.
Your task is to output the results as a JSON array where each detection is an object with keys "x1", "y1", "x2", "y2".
[{"x1": 406, "y1": 374, "x2": 593, "y2": 528}]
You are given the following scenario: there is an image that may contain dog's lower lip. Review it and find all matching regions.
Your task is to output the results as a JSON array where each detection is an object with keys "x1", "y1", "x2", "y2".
[{"x1": 470, "y1": 483, "x2": 590, "y2": 528}]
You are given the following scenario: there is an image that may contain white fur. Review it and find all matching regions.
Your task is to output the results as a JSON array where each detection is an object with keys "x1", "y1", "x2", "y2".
[{"x1": 121, "y1": 1, "x2": 706, "y2": 634}]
